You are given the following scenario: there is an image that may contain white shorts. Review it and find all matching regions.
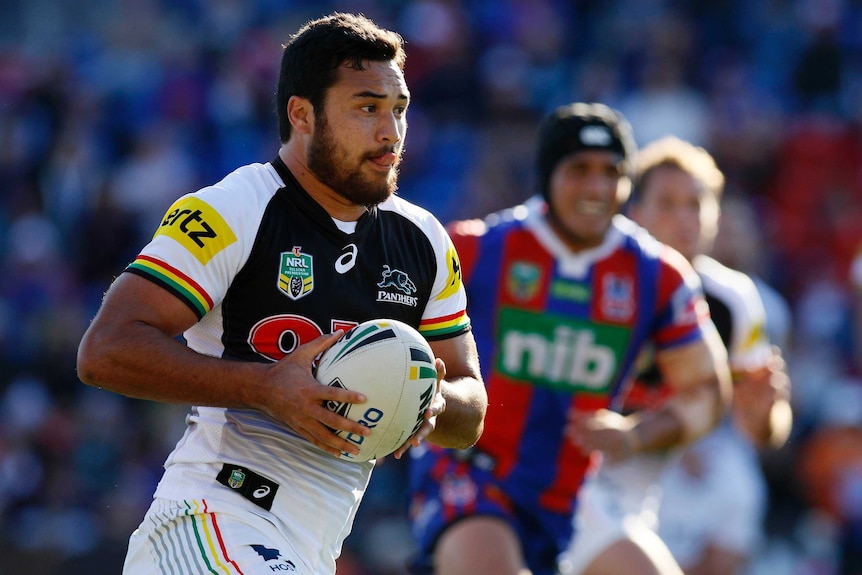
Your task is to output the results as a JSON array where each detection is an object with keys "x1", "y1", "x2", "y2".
[
  {"x1": 129, "y1": 456, "x2": 369, "y2": 575},
  {"x1": 657, "y1": 426, "x2": 767, "y2": 568},
  {"x1": 558, "y1": 453, "x2": 669, "y2": 574},
  {"x1": 123, "y1": 497, "x2": 312, "y2": 575}
]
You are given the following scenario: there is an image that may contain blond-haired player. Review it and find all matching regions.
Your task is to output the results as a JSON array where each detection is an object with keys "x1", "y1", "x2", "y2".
[{"x1": 559, "y1": 136, "x2": 791, "y2": 575}]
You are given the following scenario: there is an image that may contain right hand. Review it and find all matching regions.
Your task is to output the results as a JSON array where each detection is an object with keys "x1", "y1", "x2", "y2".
[
  {"x1": 393, "y1": 357, "x2": 448, "y2": 459},
  {"x1": 567, "y1": 408, "x2": 639, "y2": 463},
  {"x1": 732, "y1": 346, "x2": 791, "y2": 446},
  {"x1": 258, "y1": 331, "x2": 372, "y2": 458}
]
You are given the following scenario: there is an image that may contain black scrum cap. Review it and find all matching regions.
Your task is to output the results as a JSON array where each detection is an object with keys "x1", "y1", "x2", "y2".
[{"x1": 536, "y1": 102, "x2": 635, "y2": 200}]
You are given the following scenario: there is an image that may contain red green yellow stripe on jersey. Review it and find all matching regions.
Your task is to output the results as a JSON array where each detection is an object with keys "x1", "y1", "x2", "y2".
[
  {"x1": 127, "y1": 255, "x2": 214, "y2": 319},
  {"x1": 144, "y1": 499, "x2": 245, "y2": 575},
  {"x1": 419, "y1": 309, "x2": 470, "y2": 339}
]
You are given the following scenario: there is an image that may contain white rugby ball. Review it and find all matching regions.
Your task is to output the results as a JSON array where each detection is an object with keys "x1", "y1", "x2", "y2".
[{"x1": 315, "y1": 318, "x2": 438, "y2": 462}]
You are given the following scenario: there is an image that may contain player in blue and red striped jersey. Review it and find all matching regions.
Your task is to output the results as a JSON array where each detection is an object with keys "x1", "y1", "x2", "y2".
[{"x1": 407, "y1": 103, "x2": 732, "y2": 575}]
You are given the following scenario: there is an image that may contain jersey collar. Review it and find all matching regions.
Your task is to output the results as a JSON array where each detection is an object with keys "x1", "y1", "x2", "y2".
[{"x1": 270, "y1": 155, "x2": 378, "y2": 239}]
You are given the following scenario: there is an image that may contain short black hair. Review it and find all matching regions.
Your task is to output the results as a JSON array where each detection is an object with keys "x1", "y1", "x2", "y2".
[
  {"x1": 535, "y1": 102, "x2": 636, "y2": 201},
  {"x1": 276, "y1": 12, "x2": 406, "y2": 143}
]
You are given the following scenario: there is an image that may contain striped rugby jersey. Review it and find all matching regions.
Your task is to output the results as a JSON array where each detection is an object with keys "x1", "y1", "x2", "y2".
[{"x1": 412, "y1": 196, "x2": 711, "y2": 518}]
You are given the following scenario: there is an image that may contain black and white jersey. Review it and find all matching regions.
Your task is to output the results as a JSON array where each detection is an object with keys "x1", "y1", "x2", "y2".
[
  {"x1": 694, "y1": 254, "x2": 771, "y2": 372},
  {"x1": 127, "y1": 156, "x2": 469, "y2": 360},
  {"x1": 123, "y1": 156, "x2": 469, "y2": 569}
]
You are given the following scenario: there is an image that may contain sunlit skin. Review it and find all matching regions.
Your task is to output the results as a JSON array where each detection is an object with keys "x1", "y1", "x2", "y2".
[
  {"x1": 279, "y1": 59, "x2": 409, "y2": 221},
  {"x1": 545, "y1": 149, "x2": 629, "y2": 252},
  {"x1": 629, "y1": 165, "x2": 719, "y2": 261}
]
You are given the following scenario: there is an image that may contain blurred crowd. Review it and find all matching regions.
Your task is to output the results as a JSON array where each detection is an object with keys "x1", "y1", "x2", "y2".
[{"x1": 1, "y1": 0, "x2": 861, "y2": 573}]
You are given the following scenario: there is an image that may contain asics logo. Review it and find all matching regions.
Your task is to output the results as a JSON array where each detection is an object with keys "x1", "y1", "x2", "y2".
[
  {"x1": 335, "y1": 244, "x2": 358, "y2": 274},
  {"x1": 216, "y1": 463, "x2": 279, "y2": 511}
]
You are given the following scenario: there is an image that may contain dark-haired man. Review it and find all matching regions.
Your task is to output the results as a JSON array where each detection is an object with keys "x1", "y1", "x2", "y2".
[{"x1": 77, "y1": 12, "x2": 487, "y2": 575}]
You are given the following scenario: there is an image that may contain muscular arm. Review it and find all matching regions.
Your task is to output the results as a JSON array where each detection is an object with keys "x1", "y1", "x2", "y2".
[
  {"x1": 428, "y1": 330, "x2": 487, "y2": 448},
  {"x1": 77, "y1": 273, "x2": 374, "y2": 458},
  {"x1": 569, "y1": 325, "x2": 732, "y2": 460},
  {"x1": 631, "y1": 324, "x2": 732, "y2": 452}
]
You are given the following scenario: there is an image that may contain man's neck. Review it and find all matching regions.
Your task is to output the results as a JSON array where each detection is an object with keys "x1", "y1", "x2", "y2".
[{"x1": 277, "y1": 145, "x2": 368, "y2": 222}]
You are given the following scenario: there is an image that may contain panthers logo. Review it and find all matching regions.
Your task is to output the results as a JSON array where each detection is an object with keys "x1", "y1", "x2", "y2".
[{"x1": 378, "y1": 265, "x2": 416, "y2": 294}]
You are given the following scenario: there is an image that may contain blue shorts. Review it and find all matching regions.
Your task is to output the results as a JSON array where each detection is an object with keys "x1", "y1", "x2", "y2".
[{"x1": 407, "y1": 448, "x2": 572, "y2": 575}]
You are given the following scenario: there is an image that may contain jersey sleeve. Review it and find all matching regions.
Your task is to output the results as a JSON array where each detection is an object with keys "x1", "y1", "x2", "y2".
[
  {"x1": 650, "y1": 245, "x2": 712, "y2": 350},
  {"x1": 125, "y1": 165, "x2": 275, "y2": 319},
  {"x1": 720, "y1": 274, "x2": 771, "y2": 371},
  {"x1": 417, "y1": 216, "x2": 471, "y2": 341},
  {"x1": 446, "y1": 219, "x2": 485, "y2": 284},
  {"x1": 693, "y1": 255, "x2": 773, "y2": 371}
]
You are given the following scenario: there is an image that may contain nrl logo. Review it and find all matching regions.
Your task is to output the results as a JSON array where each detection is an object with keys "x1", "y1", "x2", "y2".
[
  {"x1": 228, "y1": 468, "x2": 246, "y2": 489},
  {"x1": 507, "y1": 261, "x2": 541, "y2": 301},
  {"x1": 278, "y1": 247, "x2": 314, "y2": 301}
]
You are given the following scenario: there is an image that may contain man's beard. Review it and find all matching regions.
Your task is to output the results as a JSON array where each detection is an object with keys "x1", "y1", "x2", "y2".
[{"x1": 307, "y1": 114, "x2": 400, "y2": 208}]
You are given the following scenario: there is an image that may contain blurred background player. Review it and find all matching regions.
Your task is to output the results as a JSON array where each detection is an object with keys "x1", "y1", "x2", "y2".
[
  {"x1": 407, "y1": 103, "x2": 732, "y2": 575},
  {"x1": 560, "y1": 135, "x2": 793, "y2": 575}
]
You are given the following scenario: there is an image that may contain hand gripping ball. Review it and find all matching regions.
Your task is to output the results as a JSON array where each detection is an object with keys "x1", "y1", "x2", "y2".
[{"x1": 315, "y1": 319, "x2": 438, "y2": 462}]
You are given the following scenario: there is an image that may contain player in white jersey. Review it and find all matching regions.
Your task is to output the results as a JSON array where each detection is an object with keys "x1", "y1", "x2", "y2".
[
  {"x1": 559, "y1": 136, "x2": 792, "y2": 575},
  {"x1": 76, "y1": 13, "x2": 487, "y2": 575},
  {"x1": 654, "y1": 258, "x2": 780, "y2": 574}
]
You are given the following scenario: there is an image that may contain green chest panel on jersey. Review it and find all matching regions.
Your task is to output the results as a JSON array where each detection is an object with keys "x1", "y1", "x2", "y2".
[{"x1": 495, "y1": 307, "x2": 631, "y2": 393}]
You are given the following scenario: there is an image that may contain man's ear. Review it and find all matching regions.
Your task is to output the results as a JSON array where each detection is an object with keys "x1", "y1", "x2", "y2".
[{"x1": 287, "y1": 96, "x2": 314, "y2": 135}]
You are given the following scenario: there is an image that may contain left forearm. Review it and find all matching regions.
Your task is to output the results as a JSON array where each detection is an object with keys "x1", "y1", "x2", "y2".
[
  {"x1": 429, "y1": 375, "x2": 487, "y2": 449},
  {"x1": 641, "y1": 328, "x2": 732, "y2": 451},
  {"x1": 630, "y1": 379, "x2": 726, "y2": 453}
]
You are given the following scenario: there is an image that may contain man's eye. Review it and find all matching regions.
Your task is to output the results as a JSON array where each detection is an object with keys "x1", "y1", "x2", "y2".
[
  {"x1": 394, "y1": 106, "x2": 407, "y2": 117},
  {"x1": 565, "y1": 163, "x2": 587, "y2": 176},
  {"x1": 361, "y1": 105, "x2": 376, "y2": 113}
]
